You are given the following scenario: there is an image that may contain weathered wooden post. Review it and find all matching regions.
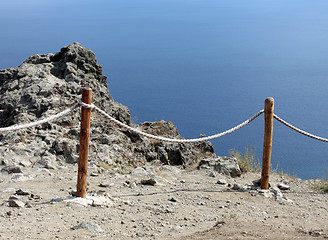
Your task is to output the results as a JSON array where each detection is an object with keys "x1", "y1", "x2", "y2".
[
  {"x1": 77, "y1": 87, "x2": 92, "y2": 198},
  {"x1": 261, "y1": 97, "x2": 274, "y2": 190}
]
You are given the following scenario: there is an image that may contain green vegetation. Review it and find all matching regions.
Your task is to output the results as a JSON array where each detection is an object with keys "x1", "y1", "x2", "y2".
[
  {"x1": 229, "y1": 146, "x2": 261, "y2": 173},
  {"x1": 308, "y1": 173, "x2": 328, "y2": 192}
]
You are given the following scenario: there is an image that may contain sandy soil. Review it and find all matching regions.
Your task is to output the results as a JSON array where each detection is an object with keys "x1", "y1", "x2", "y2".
[{"x1": 0, "y1": 163, "x2": 327, "y2": 240}]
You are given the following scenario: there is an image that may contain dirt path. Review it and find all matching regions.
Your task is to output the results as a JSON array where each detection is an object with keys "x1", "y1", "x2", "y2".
[{"x1": 0, "y1": 164, "x2": 327, "y2": 239}]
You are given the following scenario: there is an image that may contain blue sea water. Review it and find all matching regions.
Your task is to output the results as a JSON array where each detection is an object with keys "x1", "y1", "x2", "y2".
[{"x1": 1, "y1": 0, "x2": 328, "y2": 179}]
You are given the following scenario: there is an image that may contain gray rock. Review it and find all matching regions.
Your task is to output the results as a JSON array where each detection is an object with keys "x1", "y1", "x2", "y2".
[
  {"x1": 217, "y1": 178, "x2": 227, "y2": 185},
  {"x1": 209, "y1": 171, "x2": 216, "y2": 177},
  {"x1": 73, "y1": 222, "x2": 103, "y2": 233},
  {"x1": 64, "y1": 197, "x2": 93, "y2": 207},
  {"x1": 9, "y1": 195, "x2": 19, "y2": 200},
  {"x1": 141, "y1": 178, "x2": 157, "y2": 186},
  {"x1": 19, "y1": 160, "x2": 32, "y2": 167},
  {"x1": 1, "y1": 165, "x2": 23, "y2": 174},
  {"x1": 271, "y1": 186, "x2": 282, "y2": 196},
  {"x1": 169, "y1": 197, "x2": 178, "y2": 202},
  {"x1": 258, "y1": 189, "x2": 272, "y2": 198},
  {"x1": 98, "y1": 182, "x2": 114, "y2": 188},
  {"x1": 278, "y1": 183, "x2": 290, "y2": 190},
  {"x1": 252, "y1": 178, "x2": 261, "y2": 186},
  {"x1": 232, "y1": 183, "x2": 244, "y2": 191},
  {"x1": 8, "y1": 199, "x2": 25, "y2": 208},
  {"x1": 199, "y1": 157, "x2": 241, "y2": 177},
  {"x1": 33, "y1": 156, "x2": 56, "y2": 170},
  {"x1": 88, "y1": 195, "x2": 114, "y2": 207},
  {"x1": 15, "y1": 189, "x2": 31, "y2": 196}
]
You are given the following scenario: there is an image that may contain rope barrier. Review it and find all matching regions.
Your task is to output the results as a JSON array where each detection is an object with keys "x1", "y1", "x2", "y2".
[
  {"x1": 0, "y1": 103, "x2": 80, "y2": 132},
  {"x1": 2, "y1": 97, "x2": 328, "y2": 144},
  {"x1": 78, "y1": 100, "x2": 264, "y2": 143},
  {"x1": 273, "y1": 114, "x2": 328, "y2": 142}
]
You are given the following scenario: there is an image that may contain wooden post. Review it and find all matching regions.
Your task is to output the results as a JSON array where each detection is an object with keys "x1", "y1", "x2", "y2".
[
  {"x1": 77, "y1": 87, "x2": 92, "y2": 198},
  {"x1": 261, "y1": 97, "x2": 274, "y2": 190}
]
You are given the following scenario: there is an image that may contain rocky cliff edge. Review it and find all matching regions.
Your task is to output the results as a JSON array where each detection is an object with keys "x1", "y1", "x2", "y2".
[{"x1": 0, "y1": 43, "x2": 221, "y2": 173}]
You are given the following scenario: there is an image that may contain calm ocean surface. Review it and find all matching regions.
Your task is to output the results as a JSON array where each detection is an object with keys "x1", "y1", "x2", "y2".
[{"x1": 1, "y1": 0, "x2": 328, "y2": 179}]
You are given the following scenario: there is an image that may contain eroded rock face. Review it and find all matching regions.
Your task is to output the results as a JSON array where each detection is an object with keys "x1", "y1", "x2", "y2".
[
  {"x1": 0, "y1": 42, "x2": 130, "y2": 127},
  {"x1": 0, "y1": 43, "x2": 215, "y2": 169}
]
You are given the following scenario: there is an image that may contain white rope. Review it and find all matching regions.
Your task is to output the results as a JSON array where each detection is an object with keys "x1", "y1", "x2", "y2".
[
  {"x1": 0, "y1": 103, "x2": 80, "y2": 132},
  {"x1": 3, "y1": 96, "x2": 328, "y2": 144},
  {"x1": 273, "y1": 114, "x2": 328, "y2": 142},
  {"x1": 79, "y1": 100, "x2": 264, "y2": 143}
]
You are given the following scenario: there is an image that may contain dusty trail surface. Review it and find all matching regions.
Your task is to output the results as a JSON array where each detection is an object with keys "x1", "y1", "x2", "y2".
[{"x1": 0, "y1": 164, "x2": 327, "y2": 240}]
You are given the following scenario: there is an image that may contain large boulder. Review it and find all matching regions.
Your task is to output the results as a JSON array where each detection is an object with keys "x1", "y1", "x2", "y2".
[{"x1": 0, "y1": 43, "x2": 216, "y2": 170}]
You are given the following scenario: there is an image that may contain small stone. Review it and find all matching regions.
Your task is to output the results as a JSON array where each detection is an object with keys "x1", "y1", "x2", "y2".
[
  {"x1": 90, "y1": 172, "x2": 99, "y2": 177},
  {"x1": 33, "y1": 157, "x2": 56, "y2": 170},
  {"x1": 8, "y1": 199, "x2": 25, "y2": 208},
  {"x1": 169, "y1": 197, "x2": 178, "y2": 202},
  {"x1": 309, "y1": 230, "x2": 323, "y2": 237},
  {"x1": 30, "y1": 194, "x2": 41, "y2": 200},
  {"x1": 252, "y1": 178, "x2": 261, "y2": 186},
  {"x1": 9, "y1": 195, "x2": 19, "y2": 200},
  {"x1": 16, "y1": 189, "x2": 31, "y2": 196},
  {"x1": 208, "y1": 171, "x2": 216, "y2": 178},
  {"x1": 64, "y1": 197, "x2": 93, "y2": 207},
  {"x1": 217, "y1": 179, "x2": 227, "y2": 185},
  {"x1": 232, "y1": 183, "x2": 244, "y2": 191},
  {"x1": 19, "y1": 160, "x2": 32, "y2": 168},
  {"x1": 25, "y1": 202, "x2": 33, "y2": 208},
  {"x1": 258, "y1": 189, "x2": 272, "y2": 198},
  {"x1": 73, "y1": 222, "x2": 103, "y2": 233},
  {"x1": 141, "y1": 178, "x2": 156, "y2": 186},
  {"x1": 278, "y1": 183, "x2": 290, "y2": 190},
  {"x1": 271, "y1": 186, "x2": 282, "y2": 196},
  {"x1": 51, "y1": 197, "x2": 64, "y2": 203},
  {"x1": 88, "y1": 196, "x2": 113, "y2": 207},
  {"x1": 70, "y1": 191, "x2": 77, "y2": 197},
  {"x1": 1, "y1": 165, "x2": 23, "y2": 174},
  {"x1": 98, "y1": 183, "x2": 113, "y2": 188}
]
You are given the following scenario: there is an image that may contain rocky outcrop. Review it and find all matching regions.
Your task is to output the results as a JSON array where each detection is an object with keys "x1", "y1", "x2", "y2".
[{"x1": 0, "y1": 43, "x2": 215, "y2": 170}]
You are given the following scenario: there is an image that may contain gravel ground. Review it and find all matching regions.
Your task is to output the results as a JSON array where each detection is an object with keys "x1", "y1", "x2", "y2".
[{"x1": 0, "y1": 163, "x2": 327, "y2": 240}]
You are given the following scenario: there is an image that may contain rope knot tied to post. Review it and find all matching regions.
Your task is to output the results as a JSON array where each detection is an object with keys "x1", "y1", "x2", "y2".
[{"x1": 78, "y1": 99, "x2": 95, "y2": 109}]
